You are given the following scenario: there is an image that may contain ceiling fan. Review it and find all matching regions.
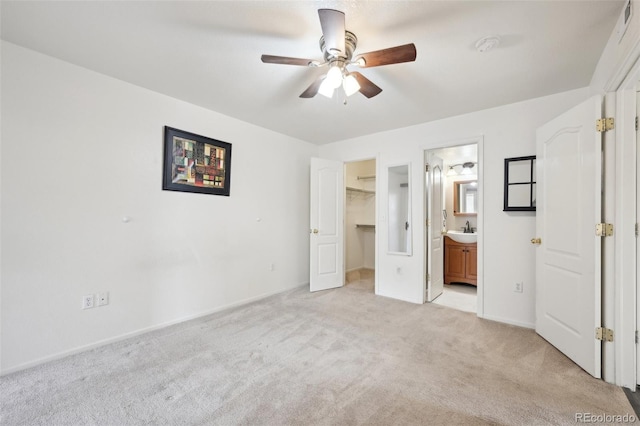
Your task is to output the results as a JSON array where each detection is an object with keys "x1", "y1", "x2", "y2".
[{"x1": 261, "y1": 9, "x2": 417, "y2": 100}]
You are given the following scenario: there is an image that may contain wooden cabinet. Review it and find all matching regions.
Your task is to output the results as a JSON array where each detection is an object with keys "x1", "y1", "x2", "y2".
[{"x1": 444, "y1": 236, "x2": 477, "y2": 286}]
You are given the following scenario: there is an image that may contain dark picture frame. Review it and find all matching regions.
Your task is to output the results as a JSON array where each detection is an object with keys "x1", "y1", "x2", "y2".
[
  {"x1": 162, "y1": 126, "x2": 232, "y2": 196},
  {"x1": 503, "y1": 155, "x2": 536, "y2": 212}
]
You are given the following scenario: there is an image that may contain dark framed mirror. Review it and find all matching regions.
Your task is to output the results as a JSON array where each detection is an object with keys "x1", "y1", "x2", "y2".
[{"x1": 504, "y1": 155, "x2": 536, "y2": 212}]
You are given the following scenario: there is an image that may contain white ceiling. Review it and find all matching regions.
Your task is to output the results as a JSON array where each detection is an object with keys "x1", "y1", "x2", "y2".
[{"x1": 1, "y1": 1, "x2": 623, "y2": 145}]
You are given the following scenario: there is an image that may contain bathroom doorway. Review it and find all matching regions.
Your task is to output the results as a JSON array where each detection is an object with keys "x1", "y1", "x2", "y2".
[
  {"x1": 344, "y1": 159, "x2": 376, "y2": 293},
  {"x1": 425, "y1": 143, "x2": 479, "y2": 313}
]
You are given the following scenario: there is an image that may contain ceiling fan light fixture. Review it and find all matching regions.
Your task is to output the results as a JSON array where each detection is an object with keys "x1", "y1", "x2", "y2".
[
  {"x1": 343, "y1": 73, "x2": 360, "y2": 96},
  {"x1": 261, "y1": 9, "x2": 417, "y2": 100},
  {"x1": 318, "y1": 77, "x2": 335, "y2": 98},
  {"x1": 326, "y1": 64, "x2": 343, "y2": 89}
]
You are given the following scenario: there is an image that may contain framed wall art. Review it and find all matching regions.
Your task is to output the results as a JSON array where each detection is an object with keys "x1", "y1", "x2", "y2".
[{"x1": 162, "y1": 126, "x2": 232, "y2": 196}]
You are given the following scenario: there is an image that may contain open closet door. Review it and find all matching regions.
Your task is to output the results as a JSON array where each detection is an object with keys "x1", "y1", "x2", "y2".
[
  {"x1": 535, "y1": 96, "x2": 602, "y2": 378},
  {"x1": 426, "y1": 154, "x2": 444, "y2": 302},
  {"x1": 310, "y1": 158, "x2": 344, "y2": 292}
]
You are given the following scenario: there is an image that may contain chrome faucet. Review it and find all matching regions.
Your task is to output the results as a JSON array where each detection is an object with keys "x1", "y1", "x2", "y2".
[{"x1": 464, "y1": 221, "x2": 472, "y2": 233}]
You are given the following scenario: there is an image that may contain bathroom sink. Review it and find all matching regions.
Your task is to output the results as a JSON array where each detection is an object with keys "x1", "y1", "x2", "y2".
[{"x1": 446, "y1": 230, "x2": 477, "y2": 244}]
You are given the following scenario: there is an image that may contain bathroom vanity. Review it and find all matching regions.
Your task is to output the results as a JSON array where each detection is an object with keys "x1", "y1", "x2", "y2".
[{"x1": 444, "y1": 236, "x2": 477, "y2": 286}]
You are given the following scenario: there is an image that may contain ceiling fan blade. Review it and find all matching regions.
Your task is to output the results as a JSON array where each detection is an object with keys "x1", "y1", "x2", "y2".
[
  {"x1": 261, "y1": 55, "x2": 315, "y2": 66},
  {"x1": 299, "y1": 76, "x2": 324, "y2": 98},
  {"x1": 350, "y1": 72, "x2": 382, "y2": 98},
  {"x1": 355, "y1": 43, "x2": 417, "y2": 68},
  {"x1": 318, "y1": 9, "x2": 346, "y2": 57}
]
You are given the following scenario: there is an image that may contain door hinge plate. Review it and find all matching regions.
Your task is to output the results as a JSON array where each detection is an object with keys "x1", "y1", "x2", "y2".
[
  {"x1": 425, "y1": 164, "x2": 430, "y2": 172},
  {"x1": 596, "y1": 327, "x2": 614, "y2": 342},
  {"x1": 595, "y1": 223, "x2": 614, "y2": 237},
  {"x1": 596, "y1": 117, "x2": 614, "y2": 132},
  {"x1": 635, "y1": 116, "x2": 638, "y2": 131},
  {"x1": 636, "y1": 330, "x2": 638, "y2": 344},
  {"x1": 636, "y1": 223, "x2": 639, "y2": 237}
]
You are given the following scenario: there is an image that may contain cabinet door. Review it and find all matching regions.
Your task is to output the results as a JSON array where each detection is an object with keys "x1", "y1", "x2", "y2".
[
  {"x1": 445, "y1": 245, "x2": 466, "y2": 281},
  {"x1": 466, "y1": 246, "x2": 477, "y2": 281}
]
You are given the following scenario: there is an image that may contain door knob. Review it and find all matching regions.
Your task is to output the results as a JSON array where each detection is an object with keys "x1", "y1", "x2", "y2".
[
  {"x1": 531, "y1": 238, "x2": 541, "y2": 245},
  {"x1": 311, "y1": 229, "x2": 319, "y2": 234}
]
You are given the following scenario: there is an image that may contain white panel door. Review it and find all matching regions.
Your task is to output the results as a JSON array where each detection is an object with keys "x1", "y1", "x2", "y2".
[
  {"x1": 535, "y1": 96, "x2": 602, "y2": 378},
  {"x1": 636, "y1": 90, "x2": 640, "y2": 386},
  {"x1": 426, "y1": 155, "x2": 444, "y2": 302},
  {"x1": 310, "y1": 158, "x2": 344, "y2": 292}
]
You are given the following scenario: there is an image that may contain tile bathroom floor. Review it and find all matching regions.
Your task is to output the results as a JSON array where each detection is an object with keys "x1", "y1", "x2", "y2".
[{"x1": 432, "y1": 283, "x2": 477, "y2": 313}]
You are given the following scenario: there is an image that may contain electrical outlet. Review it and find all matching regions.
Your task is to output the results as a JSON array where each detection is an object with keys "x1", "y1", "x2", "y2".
[
  {"x1": 82, "y1": 295, "x2": 95, "y2": 309},
  {"x1": 514, "y1": 282, "x2": 523, "y2": 293},
  {"x1": 96, "y1": 292, "x2": 109, "y2": 307}
]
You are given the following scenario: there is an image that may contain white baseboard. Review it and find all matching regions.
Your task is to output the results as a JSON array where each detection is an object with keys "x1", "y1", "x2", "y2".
[
  {"x1": 345, "y1": 266, "x2": 374, "y2": 273},
  {"x1": 481, "y1": 313, "x2": 535, "y2": 330},
  {"x1": 1, "y1": 282, "x2": 308, "y2": 376},
  {"x1": 375, "y1": 290, "x2": 423, "y2": 305}
]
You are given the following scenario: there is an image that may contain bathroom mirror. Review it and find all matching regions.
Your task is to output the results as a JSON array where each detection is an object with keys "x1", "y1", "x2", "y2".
[
  {"x1": 453, "y1": 180, "x2": 478, "y2": 216},
  {"x1": 388, "y1": 164, "x2": 412, "y2": 255}
]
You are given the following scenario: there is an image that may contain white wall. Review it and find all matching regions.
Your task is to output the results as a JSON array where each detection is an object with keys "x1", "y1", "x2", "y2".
[
  {"x1": 345, "y1": 160, "x2": 375, "y2": 272},
  {"x1": 0, "y1": 42, "x2": 317, "y2": 373},
  {"x1": 319, "y1": 87, "x2": 591, "y2": 326}
]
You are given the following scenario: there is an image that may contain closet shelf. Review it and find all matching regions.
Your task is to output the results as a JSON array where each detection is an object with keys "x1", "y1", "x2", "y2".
[
  {"x1": 346, "y1": 186, "x2": 375, "y2": 195},
  {"x1": 355, "y1": 224, "x2": 375, "y2": 229},
  {"x1": 356, "y1": 175, "x2": 376, "y2": 180}
]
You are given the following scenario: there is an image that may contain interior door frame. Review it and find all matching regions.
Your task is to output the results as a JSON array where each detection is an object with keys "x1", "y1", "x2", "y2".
[
  {"x1": 602, "y1": 47, "x2": 640, "y2": 389},
  {"x1": 422, "y1": 136, "x2": 484, "y2": 317},
  {"x1": 608, "y1": 61, "x2": 639, "y2": 390}
]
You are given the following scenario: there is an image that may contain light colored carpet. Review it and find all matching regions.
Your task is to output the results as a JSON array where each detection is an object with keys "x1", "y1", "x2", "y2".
[{"x1": 0, "y1": 279, "x2": 634, "y2": 425}]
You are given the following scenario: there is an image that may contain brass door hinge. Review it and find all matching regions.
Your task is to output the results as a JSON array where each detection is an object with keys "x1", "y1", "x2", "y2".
[
  {"x1": 595, "y1": 223, "x2": 614, "y2": 237},
  {"x1": 596, "y1": 327, "x2": 614, "y2": 342},
  {"x1": 596, "y1": 117, "x2": 614, "y2": 132}
]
